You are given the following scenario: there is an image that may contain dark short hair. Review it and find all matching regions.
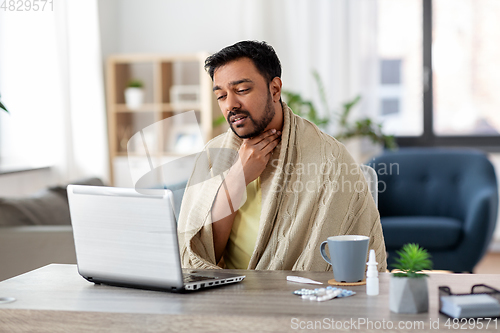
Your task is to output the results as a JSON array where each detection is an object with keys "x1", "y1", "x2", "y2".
[{"x1": 204, "y1": 40, "x2": 282, "y2": 84}]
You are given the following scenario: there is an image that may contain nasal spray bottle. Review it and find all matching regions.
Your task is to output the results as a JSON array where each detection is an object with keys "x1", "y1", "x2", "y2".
[{"x1": 366, "y1": 249, "x2": 379, "y2": 296}]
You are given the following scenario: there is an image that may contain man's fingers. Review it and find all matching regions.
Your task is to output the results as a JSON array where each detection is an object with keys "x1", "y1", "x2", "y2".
[
  {"x1": 262, "y1": 134, "x2": 281, "y2": 156},
  {"x1": 249, "y1": 130, "x2": 280, "y2": 150},
  {"x1": 256, "y1": 131, "x2": 281, "y2": 151}
]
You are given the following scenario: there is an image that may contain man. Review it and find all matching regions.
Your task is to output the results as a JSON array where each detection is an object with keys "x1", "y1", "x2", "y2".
[{"x1": 178, "y1": 40, "x2": 387, "y2": 271}]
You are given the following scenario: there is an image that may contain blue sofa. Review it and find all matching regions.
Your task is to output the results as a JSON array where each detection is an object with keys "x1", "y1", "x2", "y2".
[{"x1": 372, "y1": 148, "x2": 498, "y2": 272}]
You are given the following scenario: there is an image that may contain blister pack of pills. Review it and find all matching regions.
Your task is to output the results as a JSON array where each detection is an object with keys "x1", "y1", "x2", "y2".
[{"x1": 293, "y1": 286, "x2": 355, "y2": 302}]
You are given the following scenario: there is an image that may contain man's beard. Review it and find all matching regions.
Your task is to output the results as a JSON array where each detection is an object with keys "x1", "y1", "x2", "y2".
[{"x1": 227, "y1": 91, "x2": 275, "y2": 139}]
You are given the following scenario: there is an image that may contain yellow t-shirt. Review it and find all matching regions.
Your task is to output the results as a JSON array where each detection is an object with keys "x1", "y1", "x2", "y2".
[{"x1": 224, "y1": 177, "x2": 262, "y2": 269}]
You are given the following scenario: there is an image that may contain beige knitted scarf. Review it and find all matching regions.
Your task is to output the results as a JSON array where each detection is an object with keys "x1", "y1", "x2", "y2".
[{"x1": 178, "y1": 102, "x2": 387, "y2": 271}]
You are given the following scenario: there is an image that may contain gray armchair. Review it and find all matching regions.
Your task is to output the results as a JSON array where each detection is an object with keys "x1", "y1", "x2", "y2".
[{"x1": 372, "y1": 148, "x2": 498, "y2": 273}]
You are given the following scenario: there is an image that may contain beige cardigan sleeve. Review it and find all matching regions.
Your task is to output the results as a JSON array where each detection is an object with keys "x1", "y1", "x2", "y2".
[{"x1": 177, "y1": 144, "x2": 235, "y2": 269}]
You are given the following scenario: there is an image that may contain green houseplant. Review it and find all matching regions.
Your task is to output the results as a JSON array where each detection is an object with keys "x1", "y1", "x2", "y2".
[
  {"x1": 212, "y1": 71, "x2": 397, "y2": 152},
  {"x1": 390, "y1": 243, "x2": 432, "y2": 313},
  {"x1": 127, "y1": 79, "x2": 144, "y2": 89},
  {"x1": 0, "y1": 92, "x2": 9, "y2": 113},
  {"x1": 282, "y1": 70, "x2": 397, "y2": 150},
  {"x1": 125, "y1": 79, "x2": 145, "y2": 110}
]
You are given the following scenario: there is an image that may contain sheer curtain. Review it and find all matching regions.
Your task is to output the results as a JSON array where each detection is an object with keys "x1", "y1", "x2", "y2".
[{"x1": 0, "y1": 0, "x2": 109, "y2": 185}]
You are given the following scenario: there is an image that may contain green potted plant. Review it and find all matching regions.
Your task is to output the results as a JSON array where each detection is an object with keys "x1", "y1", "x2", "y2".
[
  {"x1": 390, "y1": 243, "x2": 432, "y2": 314},
  {"x1": 0, "y1": 92, "x2": 9, "y2": 113},
  {"x1": 125, "y1": 79, "x2": 144, "y2": 110},
  {"x1": 212, "y1": 70, "x2": 397, "y2": 156},
  {"x1": 282, "y1": 70, "x2": 397, "y2": 150}
]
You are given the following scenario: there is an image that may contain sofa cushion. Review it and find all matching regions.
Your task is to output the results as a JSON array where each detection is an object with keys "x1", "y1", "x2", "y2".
[
  {"x1": 0, "y1": 189, "x2": 70, "y2": 226},
  {"x1": 0, "y1": 177, "x2": 105, "y2": 227},
  {"x1": 381, "y1": 216, "x2": 463, "y2": 251}
]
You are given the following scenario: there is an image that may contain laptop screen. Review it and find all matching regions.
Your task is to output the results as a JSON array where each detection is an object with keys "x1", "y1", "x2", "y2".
[{"x1": 67, "y1": 185, "x2": 183, "y2": 289}]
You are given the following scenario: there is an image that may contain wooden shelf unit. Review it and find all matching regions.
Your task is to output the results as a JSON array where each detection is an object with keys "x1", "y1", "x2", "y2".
[{"x1": 105, "y1": 53, "x2": 224, "y2": 186}]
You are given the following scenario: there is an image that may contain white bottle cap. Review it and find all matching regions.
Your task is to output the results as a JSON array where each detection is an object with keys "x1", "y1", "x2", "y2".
[
  {"x1": 368, "y1": 249, "x2": 378, "y2": 265},
  {"x1": 366, "y1": 249, "x2": 379, "y2": 278}
]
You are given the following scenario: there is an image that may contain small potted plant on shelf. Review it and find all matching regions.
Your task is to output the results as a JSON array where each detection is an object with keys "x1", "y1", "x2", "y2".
[
  {"x1": 125, "y1": 79, "x2": 144, "y2": 110},
  {"x1": 390, "y1": 243, "x2": 432, "y2": 314}
]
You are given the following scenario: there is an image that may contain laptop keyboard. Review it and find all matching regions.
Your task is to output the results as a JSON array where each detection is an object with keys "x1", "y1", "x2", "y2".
[{"x1": 183, "y1": 274, "x2": 217, "y2": 283}]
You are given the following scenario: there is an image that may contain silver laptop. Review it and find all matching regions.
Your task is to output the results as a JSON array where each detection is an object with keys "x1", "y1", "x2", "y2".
[{"x1": 67, "y1": 185, "x2": 245, "y2": 292}]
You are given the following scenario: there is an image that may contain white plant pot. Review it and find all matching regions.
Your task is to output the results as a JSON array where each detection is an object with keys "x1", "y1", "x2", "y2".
[
  {"x1": 343, "y1": 137, "x2": 383, "y2": 164},
  {"x1": 390, "y1": 276, "x2": 429, "y2": 314},
  {"x1": 125, "y1": 87, "x2": 144, "y2": 110}
]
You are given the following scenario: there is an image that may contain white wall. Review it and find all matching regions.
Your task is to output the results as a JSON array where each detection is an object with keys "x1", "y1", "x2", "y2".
[
  {"x1": 97, "y1": 0, "x2": 359, "y2": 109},
  {"x1": 119, "y1": 1, "x2": 243, "y2": 55},
  {"x1": 97, "y1": 0, "x2": 120, "y2": 61},
  {"x1": 98, "y1": 0, "x2": 244, "y2": 59}
]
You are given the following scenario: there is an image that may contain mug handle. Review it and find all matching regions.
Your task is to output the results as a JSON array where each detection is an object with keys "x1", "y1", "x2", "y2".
[{"x1": 320, "y1": 241, "x2": 332, "y2": 265}]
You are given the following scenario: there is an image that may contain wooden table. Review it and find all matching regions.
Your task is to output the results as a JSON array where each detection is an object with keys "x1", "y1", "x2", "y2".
[{"x1": 0, "y1": 264, "x2": 499, "y2": 332}]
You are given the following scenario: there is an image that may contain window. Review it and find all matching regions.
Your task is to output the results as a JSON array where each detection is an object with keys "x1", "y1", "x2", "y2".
[
  {"x1": 0, "y1": 9, "x2": 63, "y2": 165},
  {"x1": 380, "y1": 59, "x2": 402, "y2": 116},
  {"x1": 376, "y1": 0, "x2": 500, "y2": 150},
  {"x1": 432, "y1": 0, "x2": 500, "y2": 137},
  {"x1": 376, "y1": 0, "x2": 423, "y2": 137}
]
